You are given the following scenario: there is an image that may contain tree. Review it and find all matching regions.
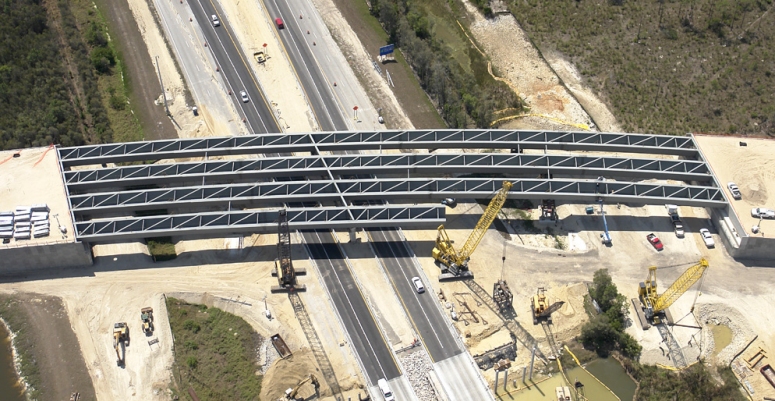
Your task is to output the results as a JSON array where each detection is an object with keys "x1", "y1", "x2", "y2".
[{"x1": 580, "y1": 315, "x2": 619, "y2": 356}]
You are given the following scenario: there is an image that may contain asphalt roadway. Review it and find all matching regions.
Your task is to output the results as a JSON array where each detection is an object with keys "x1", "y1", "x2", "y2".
[
  {"x1": 301, "y1": 230, "x2": 401, "y2": 384},
  {"x1": 262, "y1": 0, "x2": 349, "y2": 131},
  {"x1": 189, "y1": 0, "x2": 280, "y2": 133}
]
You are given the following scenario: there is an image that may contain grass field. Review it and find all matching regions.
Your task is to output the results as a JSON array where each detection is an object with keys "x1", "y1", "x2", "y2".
[
  {"x1": 167, "y1": 298, "x2": 263, "y2": 400},
  {"x1": 510, "y1": 0, "x2": 775, "y2": 136}
]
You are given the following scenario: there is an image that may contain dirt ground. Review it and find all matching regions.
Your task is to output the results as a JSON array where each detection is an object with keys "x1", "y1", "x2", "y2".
[
  {"x1": 216, "y1": 0, "x2": 316, "y2": 133},
  {"x1": 695, "y1": 135, "x2": 775, "y2": 238},
  {"x1": 0, "y1": 293, "x2": 96, "y2": 401},
  {"x1": 95, "y1": 0, "x2": 177, "y2": 141}
]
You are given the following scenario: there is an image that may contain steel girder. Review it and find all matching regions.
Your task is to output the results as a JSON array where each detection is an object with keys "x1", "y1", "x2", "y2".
[
  {"x1": 74, "y1": 206, "x2": 445, "y2": 242},
  {"x1": 63, "y1": 153, "x2": 712, "y2": 190},
  {"x1": 69, "y1": 178, "x2": 726, "y2": 215},
  {"x1": 57, "y1": 130, "x2": 699, "y2": 166}
]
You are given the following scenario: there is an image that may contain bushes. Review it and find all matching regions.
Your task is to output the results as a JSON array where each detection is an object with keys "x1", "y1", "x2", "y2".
[
  {"x1": 580, "y1": 269, "x2": 642, "y2": 358},
  {"x1": 627, "y1": 362, "x2": 747, "y2": 401},
  {"x1": 146, "y1": 237, "x2": 177, "y2": 262},
  {"x1": 370, "y1": 0, "x2": 523, "y2": 128}
]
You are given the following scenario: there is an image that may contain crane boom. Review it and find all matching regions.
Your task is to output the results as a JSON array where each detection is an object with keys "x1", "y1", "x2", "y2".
[
  {"x1": 638, "y1": 258, "x2": 708, "y2": 321},
  {"x1": 432, "y1": 181, "x2": 512, "y2": 277},
  {"x1": 653, "y1": 258, "x2": 709, "y2": 313}
]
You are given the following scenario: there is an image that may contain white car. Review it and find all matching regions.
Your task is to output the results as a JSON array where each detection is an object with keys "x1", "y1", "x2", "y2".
[
  {"x1": 411, "y1": 277, "x2": 425, "y2": 293},
  {"x1": 699, "y1": 228, "x2": 715, "y2": 248},
  {"x1": 211, "y1": 15, "x2": 220, "y2": 27},
  {"x1": 240, "y1": 90, "x2": 249, "y2": 103},
  {"x1": 727, "y1": 182, "x2": 741, "y2": 200},
  {"x1": 751, "y1": 208, "x2": 775, "y2": 219}
]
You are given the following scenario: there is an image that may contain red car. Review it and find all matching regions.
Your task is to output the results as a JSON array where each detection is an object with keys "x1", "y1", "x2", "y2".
[
  {"x1": 275, "y1": 18, "x2": 284, "y2": 29},
  {"x1": 647, "y1": 233, "x2": 664, "y2": 251}
]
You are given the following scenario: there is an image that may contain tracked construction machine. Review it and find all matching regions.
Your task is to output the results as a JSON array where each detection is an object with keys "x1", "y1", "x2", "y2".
[
  {"x1": 271, "y1": 209, "x2": 306, "y2": 292},
  {"x1": 636, "y1": 258, "x2": 709, "y2": 328},
  {"x1": 432, "y1": 181, "x2": 512, "y2": 281},
  {"x1": 531, "y1": 287, "x2": 565, "y2": 325},
  {"x1": 113, "y1": 322, "x2": 129, "y2": 366},
  {"x1": 141, "y1": 307, "x2": 154, "y2": 335}
]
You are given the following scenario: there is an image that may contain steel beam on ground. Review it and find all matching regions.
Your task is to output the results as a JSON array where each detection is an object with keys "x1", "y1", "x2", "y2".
[
  {"x1": 63, "y1": 153, "x2": 713, "y2": 190},
  {"x1": 73, "y1": 206, "x2": 445, "y2": 242},
  {"x1": 57, "y1": 130, "x2": 699, "y2": 166},
  {"x1": 69, "y1": 178, "x2": 726, "y2": 216}
]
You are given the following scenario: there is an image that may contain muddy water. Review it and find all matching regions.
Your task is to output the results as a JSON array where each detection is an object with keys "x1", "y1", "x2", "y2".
[
  {"x1": 711, "y1": 324, "x2": 733, "y2": 353},
  {"x1": 0, "y1": 323, "x2": 25, "y2": 401},
  {"x1": 585, "y1": 358, "x2": 637, "y2": 401},
  {"x1": 507, "y1": 365, "x2": 620, "y2": 401}
]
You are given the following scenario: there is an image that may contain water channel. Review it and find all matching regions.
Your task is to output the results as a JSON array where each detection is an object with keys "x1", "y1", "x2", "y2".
[
  {"x1": 0, "y1": 322, "x2": 25, "y2": 401},
  {"x1": 505, "y1": 358, "x2": 636, "y2": 401}
]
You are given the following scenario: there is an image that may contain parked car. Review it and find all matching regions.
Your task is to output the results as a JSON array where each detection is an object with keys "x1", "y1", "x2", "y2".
[
  {"x1": 211, "y1": 15, "x2": 220, "y2": 27},
  {"x1": 699, "y1": 228, "x2": 715, "y2": 248},
  {"x1": 727, "y1": 182, "x2": 742, "y2": 200},
  {"x1": 751, "y1": 208, "x2": 775, "y2": 219},
  {"x1": 240, "y1": 90, "x2": 249, "y2": 103},
  {"x1": 646, "y1": 233, "x2": 664, "y2": 251},
  {"x1": 411, "y1": 277, "x2": 425, "y2": 293}
]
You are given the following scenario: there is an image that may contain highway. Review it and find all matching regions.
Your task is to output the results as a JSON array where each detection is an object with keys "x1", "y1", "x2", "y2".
[
  {"x1": 368, "y1": 228, "x2": 462, "y2": 361},
  {"x1": 189, "y1": 0, "x2": 280, "y2": 133},
  {"x1": 262, "y1": 0, "x2": 349, "y2": 131}
]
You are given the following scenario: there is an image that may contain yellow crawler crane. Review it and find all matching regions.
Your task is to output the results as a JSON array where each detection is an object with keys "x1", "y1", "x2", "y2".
[
  {"x1": 638, "y1": 258, "x2": 709, "y2": 324},
  {"x1": 433, "y1": 181, "x2": 512, "y2": 280}
]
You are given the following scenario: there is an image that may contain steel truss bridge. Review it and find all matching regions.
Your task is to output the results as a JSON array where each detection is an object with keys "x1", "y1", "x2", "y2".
[{"x1": 57, "y1": 130, "x2": 727, "y2": 242}]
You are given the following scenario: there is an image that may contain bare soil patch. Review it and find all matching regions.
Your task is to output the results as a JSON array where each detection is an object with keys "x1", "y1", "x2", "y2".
[{"x1": 0, "y1": 293, "x2": 96, "y2": 401}]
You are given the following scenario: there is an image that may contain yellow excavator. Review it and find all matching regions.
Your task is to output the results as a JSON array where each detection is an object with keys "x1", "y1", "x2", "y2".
[
  {"x1": 285, "y1": 374, "x2": 319, "y2": 400},
  {"x1": 433, "y1": 181, "x2": 512, "y2": 280},
  {"x1": 638, "y1": 258, "x2": 709, "y2": 325},
  {"x1": 113, "y1": 322, "x2": 129, "y2": 366},
  {"x1": 531, "y1": 287, "x2": 565, "y2": 325}
]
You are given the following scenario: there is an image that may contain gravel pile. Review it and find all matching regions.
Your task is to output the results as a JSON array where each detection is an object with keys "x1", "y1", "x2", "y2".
[{"x1": 399, "y1": 350, "x2": 437, "y2": 401}]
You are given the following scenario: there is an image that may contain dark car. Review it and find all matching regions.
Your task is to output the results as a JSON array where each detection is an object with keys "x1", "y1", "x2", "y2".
[{"x1": 647, "y1": 233, "x2": 664, "y2": 251}]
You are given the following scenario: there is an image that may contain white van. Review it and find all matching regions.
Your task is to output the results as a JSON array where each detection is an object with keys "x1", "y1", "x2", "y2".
[{"x1": 377, "y1": 378, "x2": 395, "y2": 401}]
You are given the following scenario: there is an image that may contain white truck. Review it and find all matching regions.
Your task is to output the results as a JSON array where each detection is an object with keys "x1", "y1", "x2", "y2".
[{"x1": 666, "y1": 204, "x2": 685, "y2": 238}]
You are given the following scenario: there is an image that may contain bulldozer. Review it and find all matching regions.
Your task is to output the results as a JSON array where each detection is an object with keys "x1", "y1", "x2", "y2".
[
  {"x1": 113, "y1": 322, "x2": 129, "y2": 366},
  {"x1": 432, "y1": 181, "x2": 512, "y2": 280},
  {"x1": 285, "y1": 374, "x2": 319, "y2": 400},
  {"x1": 531, "y1": 287, "x2": 565, "y2": 325},
  {"x1": 141, "y1": 307, "x2": 154, "y2": 335}
]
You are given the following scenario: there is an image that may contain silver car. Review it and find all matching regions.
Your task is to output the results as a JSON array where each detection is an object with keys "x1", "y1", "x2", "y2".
[
  {"x1": 699, "y1": 228, "x2": 715, "y2": 248},
  {"x1": 727, "y1": 182, "x2": 741, "y2": 200},
  {"x1": 240, "y1": 90, "x2": 249, "y2": 103}
]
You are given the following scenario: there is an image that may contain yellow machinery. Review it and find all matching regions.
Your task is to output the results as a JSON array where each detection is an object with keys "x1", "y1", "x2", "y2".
[
  {"x1": 285, "y1": 374, "x2": 319, "y2": 400},
  {"x1": 531, "y1": 287, "x2": 565, "y2": 325},
  {"x1": 638, "y1": 258, "x2": 709, "y2": 323},
  {"x1": 433, "y1": 181, "x2": 512, "y2": 279},
  {"x1": 113, "y1": 322, "x2": 129, "y2": 366},
  {"x1": 141, "y1": 307, "x2": 154, "y2": 335}
]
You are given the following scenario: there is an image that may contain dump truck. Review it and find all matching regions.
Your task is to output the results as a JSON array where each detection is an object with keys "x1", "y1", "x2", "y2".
[{"x1": 141, "y1": 307, "x2": 154, "y2": 335}]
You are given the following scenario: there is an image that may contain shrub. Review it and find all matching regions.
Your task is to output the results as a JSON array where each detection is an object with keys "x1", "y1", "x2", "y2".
[{"x1": 186, "y1": 356, "x2": 198, "y2": 369}]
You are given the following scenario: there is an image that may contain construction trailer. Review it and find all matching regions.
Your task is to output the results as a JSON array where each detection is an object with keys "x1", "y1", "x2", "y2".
[
  {"x1": 635, "y1": 259, "x2": 709, "y2": 329},
  {"x1": 432, "y1": 181, "x2": 512, "y2": 281},
  {"x1": 531, "y1": 287, "x2": 565, "y2": 325},
  {"x1": 271, "y1": 209, "x2": 306, "y2": 293}
]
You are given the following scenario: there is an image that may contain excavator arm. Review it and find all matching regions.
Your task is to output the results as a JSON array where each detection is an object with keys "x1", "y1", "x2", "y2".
[{"x1": 539, "y1": 301, "x2": 565, "y2": 318}]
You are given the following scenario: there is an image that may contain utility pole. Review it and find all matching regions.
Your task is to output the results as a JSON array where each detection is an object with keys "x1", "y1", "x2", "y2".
[{"x1": 156, "y1": 56, "x2": 170, "y2": 117}]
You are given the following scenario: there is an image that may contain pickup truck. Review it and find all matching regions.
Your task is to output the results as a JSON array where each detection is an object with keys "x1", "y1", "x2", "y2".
[{"x1": 671, "y1": 214, "x2": 685, "y2": 238}]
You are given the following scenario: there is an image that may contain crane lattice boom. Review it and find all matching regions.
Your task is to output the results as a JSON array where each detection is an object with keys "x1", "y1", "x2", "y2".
[
  {"x1": 432, "y1": 181, "x2": 512, "y2": 274},
  {"x1": 653, "y1": 258, "x2": 709, "y2": 313}
]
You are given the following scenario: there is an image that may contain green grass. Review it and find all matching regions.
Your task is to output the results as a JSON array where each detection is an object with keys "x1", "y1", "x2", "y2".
[
  {"x1": 146, "y1": 237, "x2": 177, "y2": 262},
  {"x1": 0, "y1": 297, "x2": 43, "y2": 400},
  {"x1": 166, "y1": 298, "x2": 262, "y2": 400},
  {"x1": 509, "y1": 0, "x2": 775, "y2": 136},
  {"x1": 69, "y1": 0, "x2": 144, "y2": 142}
]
